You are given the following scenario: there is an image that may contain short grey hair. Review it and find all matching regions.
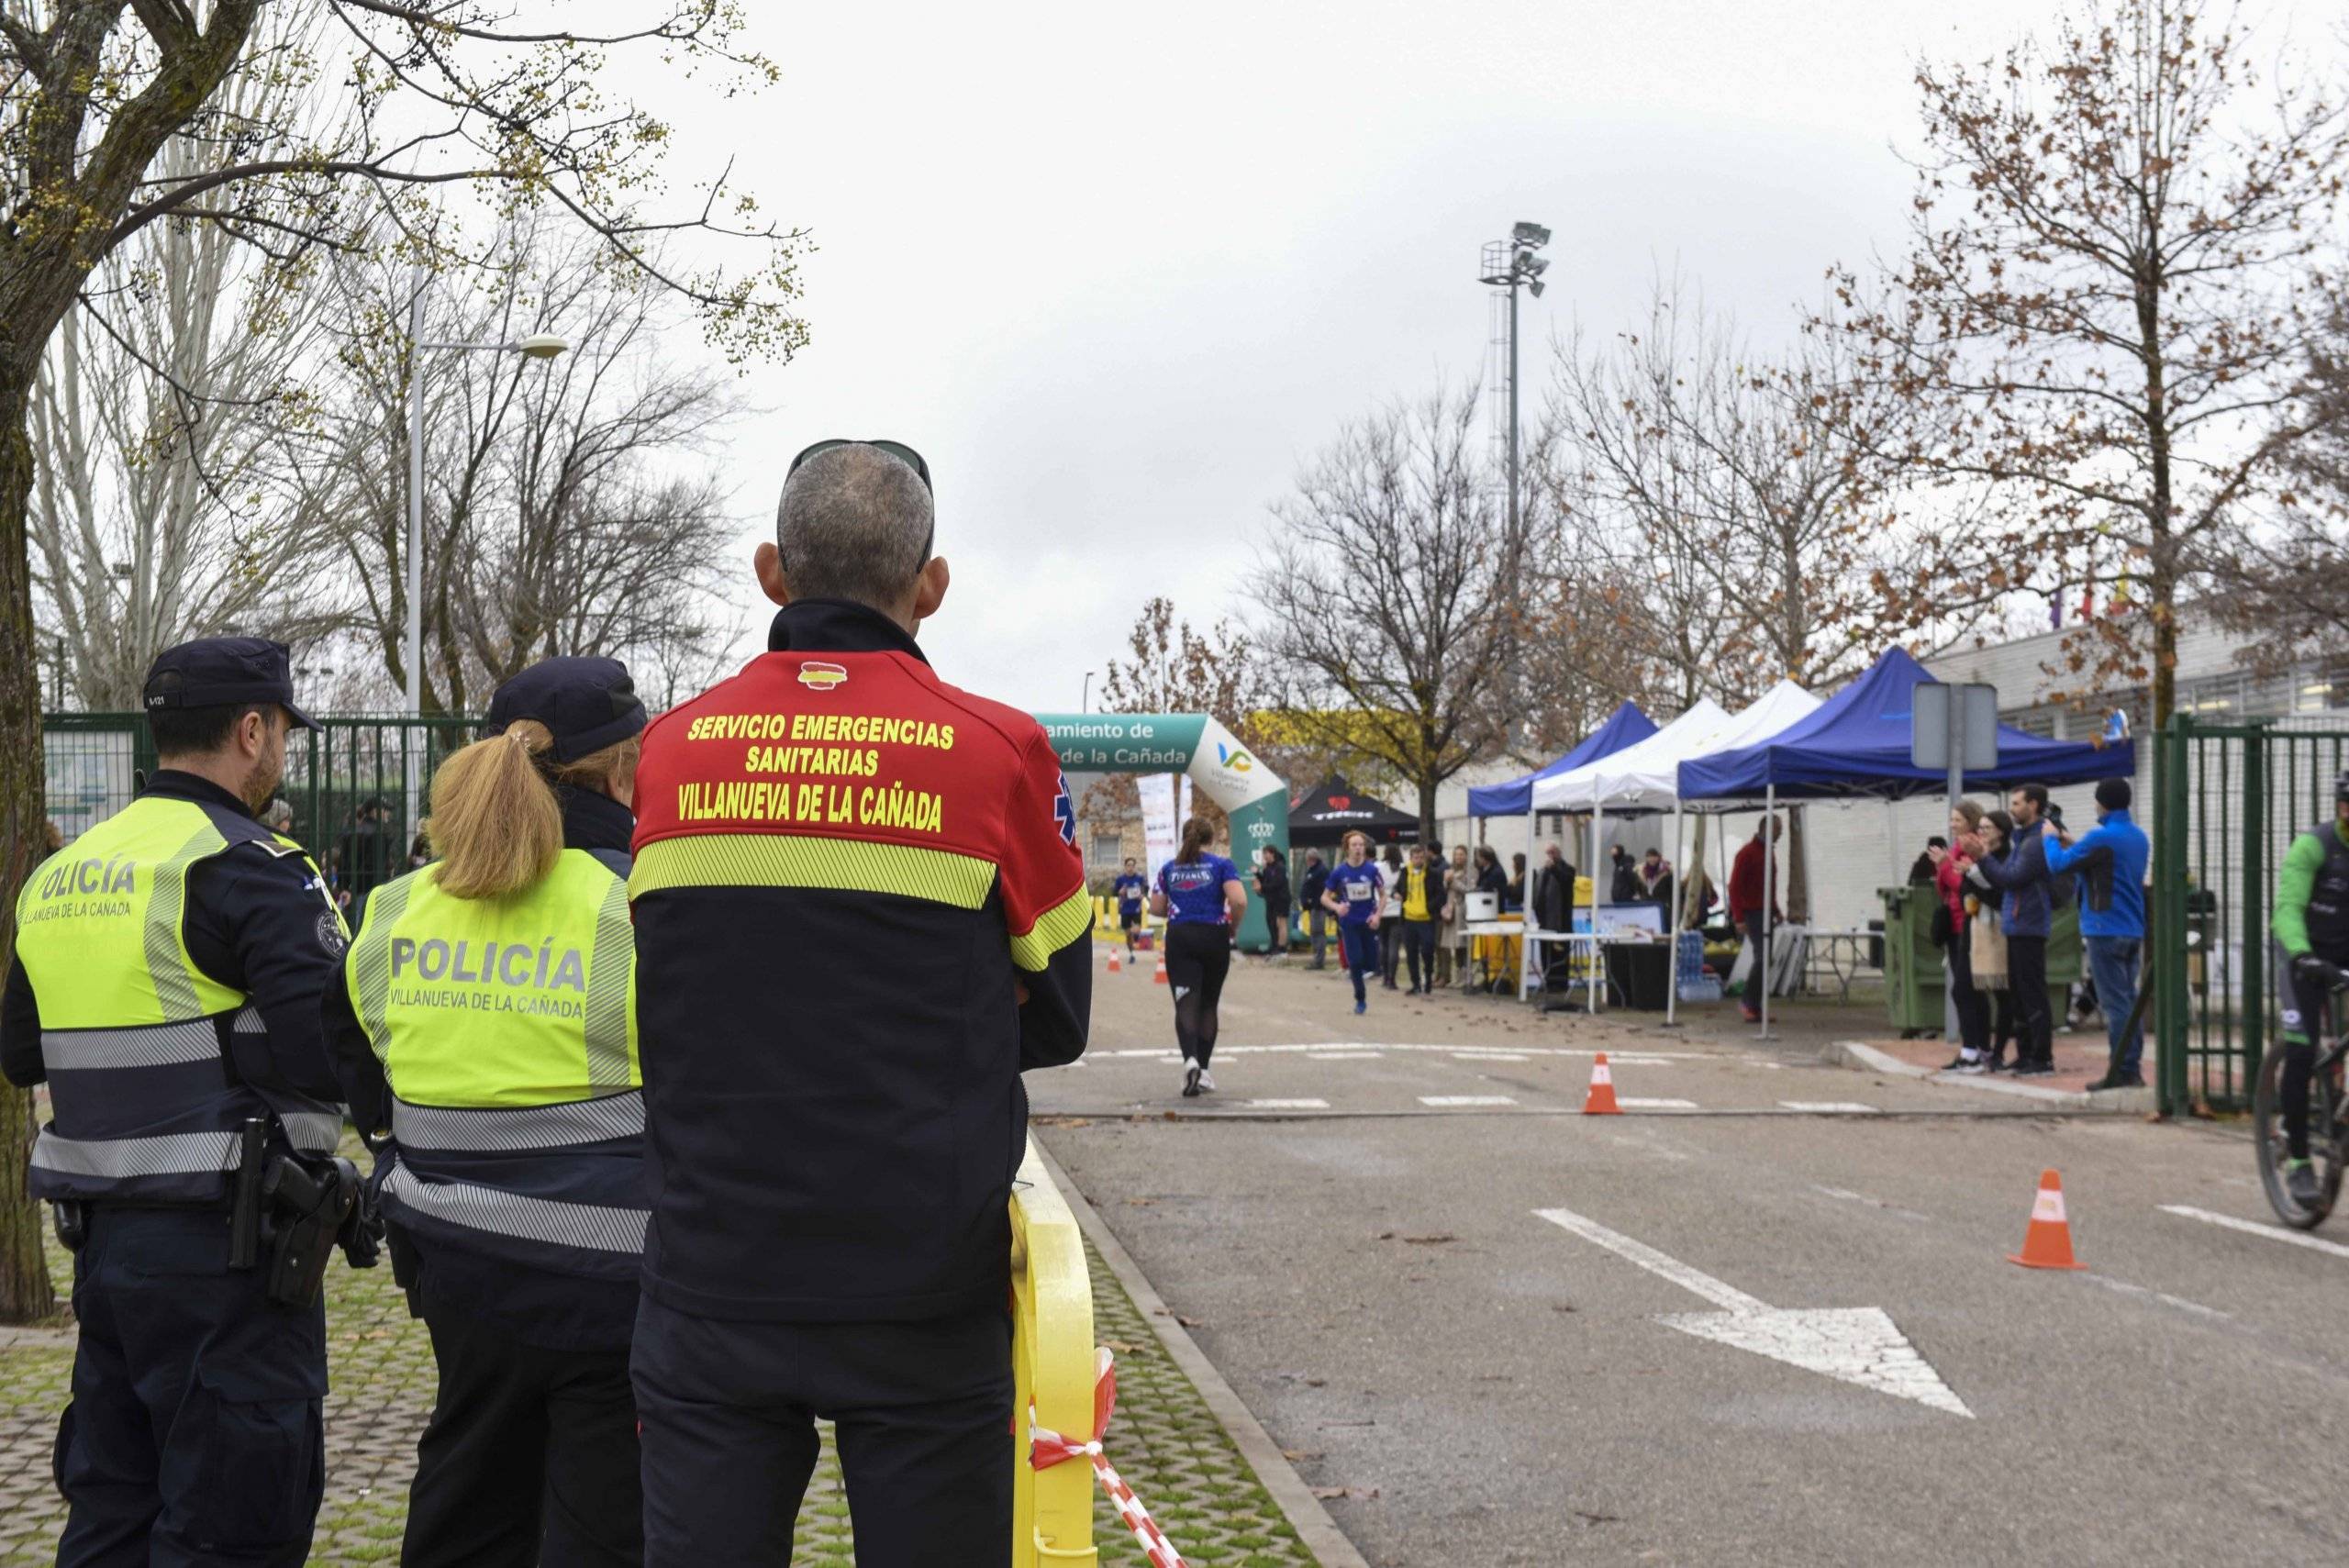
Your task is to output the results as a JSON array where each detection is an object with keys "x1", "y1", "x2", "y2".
[{"x1": 774, "y1": 444, "x2": 934, "y2": 607}]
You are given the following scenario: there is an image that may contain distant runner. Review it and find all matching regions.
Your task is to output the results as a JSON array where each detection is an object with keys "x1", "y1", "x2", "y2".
[
  {"x1": 1321, "y1": 829, "x2": 1386, "y2": 1017},
  {"x1": 1112, "y1": 857, "x2": 1149, "y2": 956},
  {"x1": 1153, "y1": 818, "x2": 1247, "y2": 1096}
]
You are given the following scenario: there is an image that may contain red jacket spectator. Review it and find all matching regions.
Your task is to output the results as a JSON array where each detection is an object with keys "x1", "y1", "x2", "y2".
[
  {"x1": 1935, "y1": 847, "x2": 1974, "y2": 928},
  {"x1": 1728, "y1": 833, "x2": 1780, "y2": 924}
]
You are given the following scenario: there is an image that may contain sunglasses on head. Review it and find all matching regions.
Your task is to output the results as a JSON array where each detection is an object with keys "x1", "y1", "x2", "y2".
[{"x1": 787, "y1": 438, "x2": 936, "y2": 566}]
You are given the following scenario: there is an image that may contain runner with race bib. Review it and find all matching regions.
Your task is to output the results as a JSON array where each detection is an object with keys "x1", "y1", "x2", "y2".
[
  {"x1": 1152, "y1": 818, "x2": 1248, "y2": 1097},
  {"x1": 1320, "y1": 829, "x2": 1386, "y2": 1017}
]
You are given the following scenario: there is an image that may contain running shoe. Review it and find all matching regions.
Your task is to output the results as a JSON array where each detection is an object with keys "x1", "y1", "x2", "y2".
[
  {"x1": 1940, "y1": 1051, "x2": 1970, "y2": 1072},
  {"x1": 1948, "y1": 1054, "x2": 1987, "y2": 1075},
  {"x1": 2013, "y1": 1060, "x2": 2056, "y2": 1078},
  {"x1": 2285, "y1": 1157, "x2": 2322, "y2": 1209},
  {"x1": 1353, "y1": 999, "x2": 1366, "y2": 1017},
  {"x1": 1196, "y1": 1067, "x2": 1216, "y2": 1093},
  {"x1": 1182, "y1": 1061, "x2": 1203, "y2": 1098}
]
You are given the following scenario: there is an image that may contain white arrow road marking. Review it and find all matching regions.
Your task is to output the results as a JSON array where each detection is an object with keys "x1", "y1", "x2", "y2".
[
  {"x1": 1533, "y1": 1206, "x2": 1972, "y2": 1418},
  {"x1": 2159, "y1": 1205, "x2": 2349, "y2": 1261}
]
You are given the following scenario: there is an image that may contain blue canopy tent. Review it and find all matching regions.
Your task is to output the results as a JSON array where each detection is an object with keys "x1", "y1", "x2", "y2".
[
  {"x1": 1466, "y1": 701, "x2": 1657, "y2": 817},
  {"x1": 1675, "y1": 647, "x2": 2137, "y2": 1035},
  {"x1": 1675, "y1": 648, "x2": 2134, "y2": 801}
]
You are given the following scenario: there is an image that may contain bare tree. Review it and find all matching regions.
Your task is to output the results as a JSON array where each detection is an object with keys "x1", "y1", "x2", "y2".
[
  {"x1": 1545, "y1": 280, "x2": 1926, "y2": 710},
  {"x1": 1819, "y1": 0, "x2": 2349, "y2": 725},
  {"x1": 0, "y1": 2, "x2": 803, "y2": 1322},
  {"x1": 27, "y1": 11, "x2": 351, "y2": 706},
  {"x1": 295, "y1": 228, "x2": 747, "y2": 711},
  {"x1": 1250, "y1": 386, "x2": 1519, "y2": 837}
]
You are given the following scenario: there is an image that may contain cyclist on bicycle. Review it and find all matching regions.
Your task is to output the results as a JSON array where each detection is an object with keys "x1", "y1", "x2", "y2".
[{"x1": 2272, "y1": 767, "x2": 2349, "y2": 1209}]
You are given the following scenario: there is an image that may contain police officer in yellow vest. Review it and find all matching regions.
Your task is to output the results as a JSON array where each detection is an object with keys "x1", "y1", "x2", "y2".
[
  {"x1": 323, "y1": 657, "x2": 649, "y2": 1567},
  {"x1": 2, "y1": 637, "x2": 352, "y2": 1567}
]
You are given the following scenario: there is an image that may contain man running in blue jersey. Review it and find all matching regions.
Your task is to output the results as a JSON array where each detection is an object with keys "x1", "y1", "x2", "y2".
[
  {"x1": 1319, "y1": 829, "x2": 1386, "y2": 1016},
  {"x1": 1112, "y1": 857, "x2": 1149, "y2": 956}
]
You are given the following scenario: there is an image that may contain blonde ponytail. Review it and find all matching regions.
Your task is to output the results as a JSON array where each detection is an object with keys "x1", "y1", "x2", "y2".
[{"x1": 426, "y1": 721, "x2": 563, "y2": 899}]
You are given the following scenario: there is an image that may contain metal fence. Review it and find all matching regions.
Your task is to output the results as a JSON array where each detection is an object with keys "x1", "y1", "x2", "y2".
[
  {"x1": 2152, "y1": 714, "x2": 2349, "y2": 1113},
  {"x1": 41, "y1": 712, "x2": 484, "y2": 901}
]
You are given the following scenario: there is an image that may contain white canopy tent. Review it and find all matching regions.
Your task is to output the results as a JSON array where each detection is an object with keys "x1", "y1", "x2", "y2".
[{"x1": 1517, "y1": 681, "x2": 1822, "y2": 1017}]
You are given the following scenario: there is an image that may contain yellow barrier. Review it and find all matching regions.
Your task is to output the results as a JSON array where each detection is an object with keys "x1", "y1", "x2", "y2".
[{"x1": 1011, "y1": 1136, "x2": 1098, "y2": 1563}]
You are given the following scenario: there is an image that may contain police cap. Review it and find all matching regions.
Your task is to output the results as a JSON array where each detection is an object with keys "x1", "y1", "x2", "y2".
[
  {"x1": 142, "y1": 637, "x2": 320, "y2": 731},
  {"x1": 485, "y1": 657, "x2": 646, "y2": 762}
]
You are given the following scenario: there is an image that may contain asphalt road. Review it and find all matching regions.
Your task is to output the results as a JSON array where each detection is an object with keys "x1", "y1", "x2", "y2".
[{"x1": 1034, "y1": 949, "x2": 2349, "y2": 1567}]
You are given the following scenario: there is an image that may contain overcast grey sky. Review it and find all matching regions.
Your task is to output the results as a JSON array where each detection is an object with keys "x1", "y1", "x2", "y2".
[{"x1": 597, "y1": 0, "x2": 2342, "y2": 712}]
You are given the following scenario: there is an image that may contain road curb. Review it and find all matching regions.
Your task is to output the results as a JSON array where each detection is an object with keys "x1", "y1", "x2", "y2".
[
  {"x1": 1825, "y1": 1040, "x2": 2154, "y2": 1112},
  {"x1": 1031, "y1": 1138, "x2": 1373, "y2": 1568}
]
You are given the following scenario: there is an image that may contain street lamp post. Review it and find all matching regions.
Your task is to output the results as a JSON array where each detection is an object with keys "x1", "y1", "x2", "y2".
[
  {"x1": 1479, "y1": 221, "x2": 1550, "y2": 628},
  {"x1": 1081, "y1": 670, "x2": 1095, "y2": 713},
  {"x1": 404, "y1": 264, "x2": 570, "y2": 831}
]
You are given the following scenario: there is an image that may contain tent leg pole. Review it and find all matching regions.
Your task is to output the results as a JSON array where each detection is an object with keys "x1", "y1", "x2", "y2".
[
  {"x1": 1589, "y1": 798, "x2": 1603, "y2": 1015},
  {"x1": 1760, "y1": 784, "x2": 1775, "y2": 1042},
  {"x1": 1664, "y1": 798, "x2": 1683, "y2": 1029},
  {"x1": 1519, "y1": 809, "x2": 1535, "y2": 1002}
]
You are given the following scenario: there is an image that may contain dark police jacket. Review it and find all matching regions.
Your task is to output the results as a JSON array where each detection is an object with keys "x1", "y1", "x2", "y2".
[
  {"x1": 628, "y1": 599, "x2": 1093, "y2": 1322},
  {"x1": 2, "y1": 772, "x2": 349, "y2": 1199}
]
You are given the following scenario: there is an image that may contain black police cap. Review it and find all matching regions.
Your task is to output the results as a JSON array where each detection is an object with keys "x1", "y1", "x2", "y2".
[
  {"x1": 485, "y1": 657, "x2": 646, "y2": 763},
  {"x1": 142, "y1": 637, "x2": 320, "y2": 731}
]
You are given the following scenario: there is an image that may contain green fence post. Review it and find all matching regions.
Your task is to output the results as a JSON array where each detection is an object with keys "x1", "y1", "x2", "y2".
[
  {"x1": 2241, "y1": 726, "x2": 2266, "y2": 1099},
  {"x1": 2155, "y1": 714, "x2": 2189, "y2": 1116}
]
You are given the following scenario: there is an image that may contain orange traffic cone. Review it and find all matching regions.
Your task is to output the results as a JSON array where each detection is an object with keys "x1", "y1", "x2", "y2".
[
  {"x1": 2008, "y1": 1169, "x2": 2086, "y2": 1270},
  {"x1": 1106, "y1": 947, "x2": 1122, "y2": 974},
  {"x1": 1152, "y1": 954, "x2": 1168, "y2": 985},
  {"x1": 1582, "y1": 1052, "x2": 1621, "y2": 1116}
]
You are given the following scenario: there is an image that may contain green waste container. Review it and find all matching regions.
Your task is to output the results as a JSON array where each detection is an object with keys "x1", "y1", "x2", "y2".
[{"x1": 1881, "y1": 884, "x2": 1947, "y2": 1038}]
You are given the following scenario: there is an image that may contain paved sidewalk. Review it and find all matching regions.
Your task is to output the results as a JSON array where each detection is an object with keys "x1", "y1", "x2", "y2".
[{"x1": 0, "y1": 1220, "x2": 1315, "y2": 1566}]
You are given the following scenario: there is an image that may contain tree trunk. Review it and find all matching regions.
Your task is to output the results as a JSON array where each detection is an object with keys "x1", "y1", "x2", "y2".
[
  {"x1": 1419, "y1": 776, "x2": 1438, "y2": 844},
  {"x1": 0, "y1": 373, "x2": 61, "y2": 1323}
]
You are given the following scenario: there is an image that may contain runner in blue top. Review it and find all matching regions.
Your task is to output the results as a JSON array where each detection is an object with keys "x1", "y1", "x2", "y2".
[
  {"x1": 1112, "y1": 858, "x2": 1149, "y2": 955},
  {"x1": 1320, "y1": 829, "x2": 1386, "y2": 1016},
  {"x1": 1152, "y1": 819, "x2": 1248, "y2": 1096}
]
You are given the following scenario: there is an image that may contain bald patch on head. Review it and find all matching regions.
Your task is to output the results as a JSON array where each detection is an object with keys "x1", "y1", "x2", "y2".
[{"x1": 774, "y1": 444, "x2": 934, "y2": 610}]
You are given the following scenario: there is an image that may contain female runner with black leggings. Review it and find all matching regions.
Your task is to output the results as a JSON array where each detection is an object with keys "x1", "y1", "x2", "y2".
[{"x1": 1152, "y1": 817, "x2": 1249, "y2": 1097}]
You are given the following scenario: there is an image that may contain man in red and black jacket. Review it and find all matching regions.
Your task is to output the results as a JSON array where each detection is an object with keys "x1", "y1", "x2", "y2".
[
  {"x1": 627, "y1": 440, "x2": 1091, "y2": 1567},
  {"x1": 1728, "y1": 817, "x2": 1783, "y2": 1024}
]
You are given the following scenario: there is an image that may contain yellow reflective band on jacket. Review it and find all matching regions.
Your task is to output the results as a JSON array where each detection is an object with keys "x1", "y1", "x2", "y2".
[
  {"x1": 345, "y1": 849, "x2": 638, "y2": 1108},
  {"x1": 14, "y1": 796, "x2": 250, "y2": 1029},
  {"x1": 629, "y1": 831, "x2": 996, "y2": 909},
  {"x1": 1010, "y1": 885, "x2": 1094, "y2": 973}
]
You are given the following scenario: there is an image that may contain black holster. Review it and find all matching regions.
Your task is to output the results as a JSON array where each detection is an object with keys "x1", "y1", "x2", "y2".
[
  {"x1": 50, "y1": 1200, "x2": 86, "y2": 1253},
  {"x1": 225, "y1": 1116, "x2": 374, "y2": 1307}
]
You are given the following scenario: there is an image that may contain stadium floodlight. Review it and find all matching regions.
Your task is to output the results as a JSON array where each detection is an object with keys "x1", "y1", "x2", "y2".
[
  {"x1": 1528, "y1": 279, "x2": 1545, "y2": 298},
  {"x1": 1513, "y1": 221, "x2": 1552, "y2": 247},
  {"x1": 1517, "y1": 252, "x2": 1549, "y2": 277}
]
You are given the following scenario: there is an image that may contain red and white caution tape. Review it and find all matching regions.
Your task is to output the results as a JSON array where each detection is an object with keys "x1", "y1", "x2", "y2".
[{"x1": 1031, "y1": 1349, "x2": 1190, "y2": 1568}]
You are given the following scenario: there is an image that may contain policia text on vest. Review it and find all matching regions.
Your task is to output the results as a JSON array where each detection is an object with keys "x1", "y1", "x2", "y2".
[{"x1": 2, "y1": 635, "x2": 366, "y2": 1568}]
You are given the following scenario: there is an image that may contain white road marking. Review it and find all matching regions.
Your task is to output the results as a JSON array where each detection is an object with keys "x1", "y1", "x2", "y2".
[
  {"x1": 1606, "y1": 1056, "x2": 1674, "y2": 1067},
  {"x1": 2079, "y1": 1272, "x2": 2232, "y2": 1323},
  {"x1": 1419, "y1": 1095, "x2": 1518, "y2": 1107},
  {"x1": 1532, "y1": 1206, "x2": 1972, "y2": 1417},
  {"x1": 1779, "y1": 1101, "x2": 1880, "y2": 1114},
  {"x1": 1451, "y1": 1051, "x2": 1528, "y2": 1062},
  {"x1": 1618, "y1": 1097, "x2": 1699, "y2": 1109},
  {"x1": 1109, "y1": 1042, "x2": 1719, "y2": 1061},
  {"x1": 2158, "y1": 1205, "x2": 2349, "y2": 1261},
  {"x1": 1246, "y1": 1098, "x2": 1331, "y2": 1110},
  {"x1": 1308, "y1": 1051, "x2": 1382, "y2": 1061}
]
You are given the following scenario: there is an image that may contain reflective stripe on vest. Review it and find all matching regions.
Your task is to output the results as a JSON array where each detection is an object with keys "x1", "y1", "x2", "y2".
[
  {"x1": 13, "y1": 796, "x2": 343, "y2": 1203},
  {"x1": 379, "y1": 1162, "x2": 647, "y2": 1254},
  {"x1": 346, "y1": 849, "x2": 645, "y2": 1267}
]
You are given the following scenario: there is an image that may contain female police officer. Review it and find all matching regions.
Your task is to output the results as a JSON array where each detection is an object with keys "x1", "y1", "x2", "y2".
[{"x1": 323, "y1": 658, "x2": 648, "y2": 1567}]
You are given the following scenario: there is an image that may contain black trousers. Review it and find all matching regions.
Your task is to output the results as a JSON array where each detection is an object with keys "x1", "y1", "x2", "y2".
[
  {"x1": 56, "y1": 1207, "x2": 326, "y2": 1568},
  {"x1": 632, "y1": 1296, "x2": 1013, "y2": 1568},
  {"x1": 1403, "y1": 920, "x2": 1438, "y2": 991},
  {"x1": 1166, "y1": 920, "x2": 1234, "y2": 1067},
  {"x1": 1947, "y1": 917, "x2": 1989, "y2": 1053},
  {"x1": 2008, "y1": 934, "x2": 2053, "y2": 1065},
  {"x1": 1379, "y1": 918, "x2": 1402, "y2": 985},
  {"x1": 404, "y1": 1307, "x2": 643, "y2": 1568},
  {"x1": 1262, "y1": 897, "x2": 1290, "y2": 955}
]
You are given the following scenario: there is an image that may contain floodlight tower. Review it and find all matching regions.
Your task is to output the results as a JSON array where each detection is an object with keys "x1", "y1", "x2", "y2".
[{"x1": 1480, "y1": 222, "x2": 1550, "y2": 711}]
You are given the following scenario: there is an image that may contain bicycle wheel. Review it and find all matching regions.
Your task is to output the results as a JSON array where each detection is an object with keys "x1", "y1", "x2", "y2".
[{"x1": 2253, "y1": 1045, "x2": 2343, "y2": 1229}]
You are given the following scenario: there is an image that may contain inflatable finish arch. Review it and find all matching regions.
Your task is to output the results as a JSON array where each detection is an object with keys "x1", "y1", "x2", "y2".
[{"x1": 1034, "y1": 713, "x2": 1291, "y2": 952}]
